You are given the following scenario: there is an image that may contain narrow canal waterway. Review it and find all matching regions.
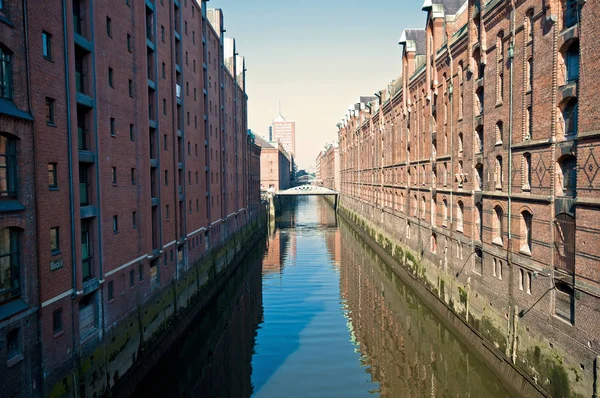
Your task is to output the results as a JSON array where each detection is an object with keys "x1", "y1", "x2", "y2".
[{"x1": 133, "y1": 196, "x2": 513, "y2": 397}]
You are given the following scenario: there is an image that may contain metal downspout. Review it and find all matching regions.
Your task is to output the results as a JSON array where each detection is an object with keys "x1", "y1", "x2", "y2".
[
  {"x1": 23, "y1": 0, "x2": 43, "y2": 391},
  {"x1": 60, "y1": 0, "x2": 79, "y2": 392},
  {"x1": 508, "y1": 1, "x2": 516, "y2": 362}
]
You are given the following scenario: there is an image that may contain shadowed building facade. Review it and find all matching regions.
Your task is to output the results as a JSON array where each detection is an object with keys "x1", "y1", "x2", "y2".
[{"x1": 0, "y1": 0, "x2": 260, "y2": 396}]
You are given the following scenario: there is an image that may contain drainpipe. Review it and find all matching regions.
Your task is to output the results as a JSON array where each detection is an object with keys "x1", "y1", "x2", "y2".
[
  {"x1": 507, "y1": 0, "x2": 517, "y2": 362},
  {"x1": 23, "y1": 0, "x2": 43, "y2": 391},
  {"x1": 448, "y1": 30, "x2": 454, "y2": 275},
  {"x1": 62, "y1": 0, "x2": 77, "y2": 329},
  {"x1": 62, "y1": 0, "x2": 79, "y2": 389},
  {"x1": 593, "y1": 355, "x2": 599, "y2": 398}
]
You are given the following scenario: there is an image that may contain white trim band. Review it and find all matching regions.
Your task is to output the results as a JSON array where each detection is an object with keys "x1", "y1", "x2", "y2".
[
  {"x1": 41, "y1": 289, "x2": 73, "y2": 308},
  {"x1": 105, "y1": 255, "x2": 147, "y2": 277},
  {"x1": 187, "y1": 227, "x2": 207, "y2": 238},
  {"x1": 164, "y1": 240, "x2": 177, "y2": 248}
]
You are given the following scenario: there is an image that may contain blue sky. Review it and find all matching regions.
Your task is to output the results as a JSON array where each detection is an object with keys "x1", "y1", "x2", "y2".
[{"x1": 208, "y1": 0, "x2": 425, "y2": 168}]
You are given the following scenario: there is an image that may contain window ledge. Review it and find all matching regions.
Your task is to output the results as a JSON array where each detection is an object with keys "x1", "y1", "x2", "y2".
[
  {"x1": 6, "y1": 353, "x2": 23, "y2": 368},
  {"x1": 0, "y1": 299, "x2": 28, "y2": 321},
  {"x1": 520, "y1": 246, "x2": 532, "y2": 256},
  {"x1": 0, "y1": 14, "x2": 14, "y2": 28},
  {"x1": 0, "y1": 199, "x2": 26, "y2": 213},
  {"x1": 46, "y1": 122, "x2": 57, "y2": 128},
  {"x1": 53, "y1": 330, "x2": 64, "y2": 339},
  {"x1": 51, "y1": 250, "x2": 61, "y2": 257},
  {"x1": 0, "y1": 98, "x2": 33, "y2": 121},
  {"x1": 49, "y1": 187, "x2": 59, "y2": 191}
]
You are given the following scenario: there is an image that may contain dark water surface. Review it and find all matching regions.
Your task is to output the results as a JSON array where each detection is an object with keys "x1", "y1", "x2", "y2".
[{"x1": 134, "y1": 197, "x2": 512, "y2": 397}]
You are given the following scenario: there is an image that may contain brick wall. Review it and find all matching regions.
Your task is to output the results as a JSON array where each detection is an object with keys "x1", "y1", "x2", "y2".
[{"x1": 337, "y1": 1, "x2": 600, "y2": 396}]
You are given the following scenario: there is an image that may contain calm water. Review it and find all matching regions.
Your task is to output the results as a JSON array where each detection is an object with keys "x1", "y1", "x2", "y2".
[{"x1": 134, "y1": 196, "x2": 513, "y2": 397}]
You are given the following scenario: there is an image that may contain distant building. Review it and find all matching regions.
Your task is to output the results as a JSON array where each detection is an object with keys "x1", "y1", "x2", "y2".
[
  {"x1": 315, "y1": 151, "x2": 323, "y2": 181},
  {"x1": 321, "y1": 144, "x2": 340, "y2": 192},
  {"x1": 254, "y1": 134, "x2": 291, "y2": 191},
  {"x1": 271, "y1": 114, "x2": 296, "y2": 158}
]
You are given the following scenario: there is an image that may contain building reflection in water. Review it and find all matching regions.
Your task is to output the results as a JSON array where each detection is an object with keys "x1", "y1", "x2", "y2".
[
  {"x1": 133, "y1": 198, "x2": 509, "y2": 398},
  {"x1": 132, "y1": 244, "x2": 265, "y2": 398},
  {"x1": 337, "y1": 218, "x2": 510, "y2": 398}
]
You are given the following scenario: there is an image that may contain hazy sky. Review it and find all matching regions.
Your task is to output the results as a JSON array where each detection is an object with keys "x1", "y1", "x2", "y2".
[{"x1": 208, "y1": 0, "x2": 425, "y2": 169}]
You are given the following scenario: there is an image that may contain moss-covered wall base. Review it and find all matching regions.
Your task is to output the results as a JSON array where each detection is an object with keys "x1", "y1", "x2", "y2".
[
  {"x1": 336, "y1": 198, "x2": 591, "y2": 398},
  {"x1": 45, "y1": 212, "x2": 267, "y2": 398}
]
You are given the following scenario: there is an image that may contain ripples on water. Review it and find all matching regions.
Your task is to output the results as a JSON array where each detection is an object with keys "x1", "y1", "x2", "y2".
[{"x1": 133, "y1": 196, "x2": 513, "y2": 398}]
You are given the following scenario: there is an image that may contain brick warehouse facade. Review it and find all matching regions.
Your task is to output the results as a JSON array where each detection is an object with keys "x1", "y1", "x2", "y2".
[
  {"x1": 338, "y1": 0, "x2": 600, "y2": 396},
  {"x1": 254, "y1": 133, "x2": 291, "y2": 192},
  {"x1": 319, "y1": 144, "x2": 340, "y2": 192},
  {"x1": 0, "y1": 0, "x2": 261, "y2": 396}
]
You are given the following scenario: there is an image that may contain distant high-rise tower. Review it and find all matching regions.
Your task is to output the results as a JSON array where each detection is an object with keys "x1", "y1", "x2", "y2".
[{"x1": 271, "y1": 113, "x2": 295, "y2": 157}]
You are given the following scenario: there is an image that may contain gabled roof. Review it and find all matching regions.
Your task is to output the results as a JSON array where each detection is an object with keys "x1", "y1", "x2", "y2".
[
  {"x1": 398, "y1": 29, "x2": 426, "y2": 55},
  {"x1": 422, "y1": 0, "x2": 466, "y2": 16},
  {"x1": 253, "y1": 134, "x2": 275, "y2": 149}
]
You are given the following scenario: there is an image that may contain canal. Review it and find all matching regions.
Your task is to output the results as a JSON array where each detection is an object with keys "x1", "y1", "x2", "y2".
[{"x1": 133, "y1": 196, "x2": 513, "y2": 397}]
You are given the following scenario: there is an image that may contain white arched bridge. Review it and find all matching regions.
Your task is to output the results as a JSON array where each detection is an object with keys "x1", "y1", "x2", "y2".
[
  {"x1": 271, "y1": 185, "x2": 340, "y2": 211},
  {"x1": 276, "y1": 185, "x2": 338, "y2": 196}
]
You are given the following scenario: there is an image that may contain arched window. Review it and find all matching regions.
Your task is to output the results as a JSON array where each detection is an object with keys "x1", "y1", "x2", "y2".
[
  {"x1": 523, "y1": 153, "x2": 532, "y2": 190},
  {"x1": 496, "y1": 32, "x2": 504, "y2": 62},
  {"x1": 0, "y1": 45, "x2": 12, "y2": 100},
  {"x1": 476, "y1": 87, "x2": 484, "y2": 115},
  {"x1": 0, "y1": 228, "x2": 21, "y2": 303},
  {"x1": 476, "y1": 126, "x2": 484, "y2": 153},
  {"x1": 431, "y1": 197, "x2": 437, "y2": 226},
  {"x1": 475, "y1": 203, "x2": 483, "y2": 241},
  {"x1": 406, "y1": 221, "x2": 411, "y2": 239},
  {"x1": 558, "y1": 155, "x2": 577, "y2": 197},
  {"x1": 443, "y1": 162, "x2": 448, "y2": 186},
  {"x1": 0, "y1": 134, "x2": 17, "y2": 197},
  {"x1": 430, "y1": 233, "x2": 437, "y2": 253},
  {"x1": 457, "y1": 201, "x2": 464, "y2": 232},
  {"x1": 442, "y1": 199, "x2": 448, "y2": 226},
  {"x1": 495, "y1": 156, "x2": 503, "y2": 190},
  {"x1": 400, "y1": 192, "x2": 404, "y2": 212},
  {"x1": 413, "y1": 195, "x2": 418, "y2": 217},
  {"x1": 526, "y1": 11, "x2": 534, "y2": 42},
  {"x1": 555, "y1": 281, "x2": 574, "y2": 323},
  {"x1": 527, "y1": 57, "x2": 533, "y2": 91},
  {"x1": 475, "y1": 163, "x2": 483, "y2": 191},
  {"x1": 458, "y1": 132, "x2": 464, "y2": 154},
  {"x1": 564, "y1": 0, "x2": 578, "y2": 29},
  {"x1": 495, "y1": 121, "x2": 503, "y2": 144},
  {"x1": 566, "y1": 41, "x2": 580, "y2": 83},
  {"x1": 521, "y1": 210, "x2": 533, "y2": 254},
  {"x1": 473, "y1": 48, "x2": 483, "y2": 80},
  {"x1": 555, "y1": 213, "x2": 575, "y2": 274},
  {"x1": 493, "y1": 206, "x2": 503, "y2": 246},
  {"x1": 421, "y1": 196, "x2": 426, "y2": 219}
]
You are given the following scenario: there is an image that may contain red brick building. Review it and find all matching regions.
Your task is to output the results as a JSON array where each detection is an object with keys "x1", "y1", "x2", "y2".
[
  {"x1": 0, "y1": 0, "x2": 258, "y2": 396},
  {"x1": 0, "y1": 1, "x2": 41, "y2": 396},
  {"x1": 254, "y1": 134, "x2": 291, "y2": 192},
  {"x1": 247, "y1": 131, "x2": 262, "y2": 216},
  {"x1": 320, "y1": 144, "x2": 340, "y2": 192},
  {"x1": 338, "y1": 0, "x2": 599, "y2": 396}
]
